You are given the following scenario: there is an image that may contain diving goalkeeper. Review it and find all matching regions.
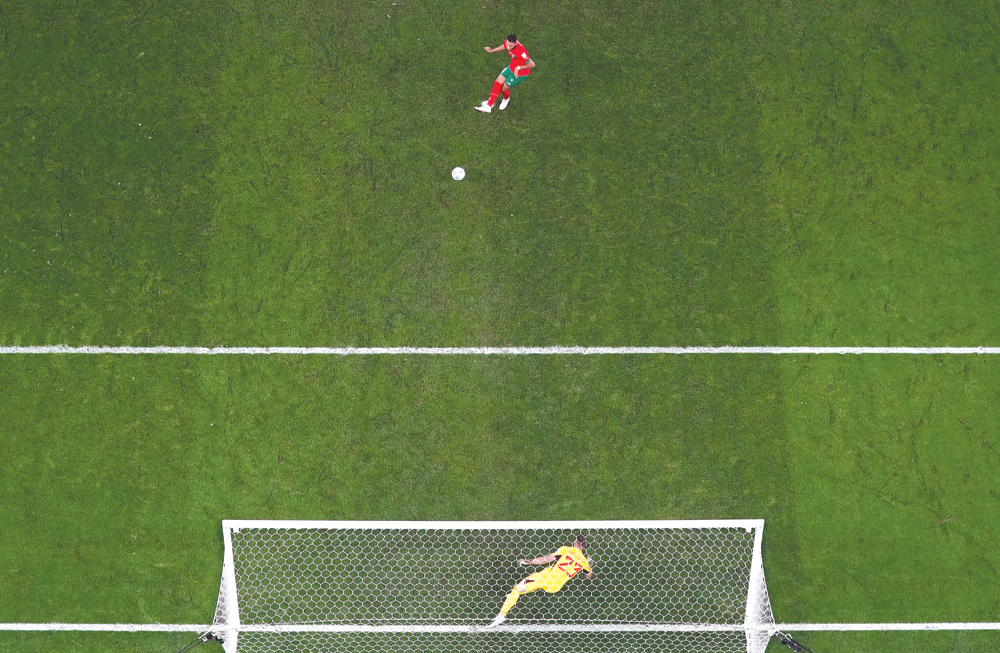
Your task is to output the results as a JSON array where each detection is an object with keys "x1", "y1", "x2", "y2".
[{"x1": 488, "y1": 534, "x2": 593, "y2": 627}]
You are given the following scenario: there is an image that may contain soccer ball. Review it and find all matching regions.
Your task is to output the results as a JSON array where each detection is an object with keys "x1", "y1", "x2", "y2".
[{"x1": 451, "y1": 167, "x2": 465, "y2": 181}]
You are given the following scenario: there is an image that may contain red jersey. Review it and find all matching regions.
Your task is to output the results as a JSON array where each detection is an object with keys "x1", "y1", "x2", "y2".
[{"x1": 507, "y1": 42, "x2": 531, "y2": 77}]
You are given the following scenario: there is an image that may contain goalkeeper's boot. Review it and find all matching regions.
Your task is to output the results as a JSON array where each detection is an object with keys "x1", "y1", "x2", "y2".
[{"x1": 488, "y1": 614, "x2": 507, "y2": 628}]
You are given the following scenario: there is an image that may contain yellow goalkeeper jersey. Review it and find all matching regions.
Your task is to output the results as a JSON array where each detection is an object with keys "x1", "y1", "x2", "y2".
[{"x1": 551, "y1": 546, "x2": 591, "y2": 580}]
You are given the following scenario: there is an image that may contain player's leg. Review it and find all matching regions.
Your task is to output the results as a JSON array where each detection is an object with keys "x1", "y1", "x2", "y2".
[
  {"x1": 489, "y1": 574, "x2": 541, "y2": 626},
  {"x1": 487, "y1": 72, "x2": 507, "y2": 107},
  {"x1": 475, "y1": 72, "x2": 508, "y2": 113},
  {"x1": 499, "y1": 67, "x2": 528, "y2": 110},
  {"x1": 502, "y1": 577, "x2": 540, "y2": 613},
  {"x1": 499, "y1": 81, "x2": 511, "y2": 110}
]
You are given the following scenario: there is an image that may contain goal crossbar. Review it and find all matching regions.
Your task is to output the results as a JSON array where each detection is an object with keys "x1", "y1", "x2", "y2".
[{"x1": 222, "y1": 519, "x2": 766, "y2": 530}]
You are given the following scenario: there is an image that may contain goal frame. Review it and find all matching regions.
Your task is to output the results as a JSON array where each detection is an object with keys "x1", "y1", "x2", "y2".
[{"x1": 212, "y1": 519, "x2": 775, "y2": 653}]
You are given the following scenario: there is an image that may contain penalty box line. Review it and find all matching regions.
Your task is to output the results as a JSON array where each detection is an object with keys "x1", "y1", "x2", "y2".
[{"x1": 2, "y1": 346, "x2": 1000, "y2": 355}]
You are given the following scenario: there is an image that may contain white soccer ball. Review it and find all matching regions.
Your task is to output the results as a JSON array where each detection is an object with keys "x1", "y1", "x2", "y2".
[{"x1": 451, "y1": 167, "x2": 465, "y2": 181}]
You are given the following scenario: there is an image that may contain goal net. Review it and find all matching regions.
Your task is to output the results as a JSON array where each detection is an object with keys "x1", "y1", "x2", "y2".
[{"x1": 211, "y1": 520, "x2": 775, "y2": 653}]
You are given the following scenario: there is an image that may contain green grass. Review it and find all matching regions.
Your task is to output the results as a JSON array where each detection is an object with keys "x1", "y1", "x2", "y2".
[
  {"x1": 0, "y1": 354, "x2": 787, "y2": 623},
  {"x1": 2, "y1": 0, "x2": 1000, "y2": 652},
  {"x1": 0, "y1": 0, "x2": 225, "y2": 345},
  {"x1": 779, "y1": 355, "x2": 1000, "y2": 624},
  {"x1": 3, "y1": 0, "x2": 779, "y2": 347},
  {"x1": 755, "y1": 0, "x2": 1000, "y2": 346}
]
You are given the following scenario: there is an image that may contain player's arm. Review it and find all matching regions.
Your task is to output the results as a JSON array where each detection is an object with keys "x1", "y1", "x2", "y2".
[
  {"x1": 483, "y1": 43, "x2": 506, "y2": 53},
  {"x1": 518, "y1": 553, "x2": 557, "y2": 565},
  {"x1": 515, "y1": 59, "x2": 536, "y2": 74}
]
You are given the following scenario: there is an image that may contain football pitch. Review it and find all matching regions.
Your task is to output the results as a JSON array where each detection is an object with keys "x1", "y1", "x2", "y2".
[{"x1": 2, "y1": 0, "x2": 999, "y2": 652}]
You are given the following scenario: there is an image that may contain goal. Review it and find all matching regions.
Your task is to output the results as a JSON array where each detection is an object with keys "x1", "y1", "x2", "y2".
[{"x1": 211, "y1": 520, "x2": 776, "y2": 653}]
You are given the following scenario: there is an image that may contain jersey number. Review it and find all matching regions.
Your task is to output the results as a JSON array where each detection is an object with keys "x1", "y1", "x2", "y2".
[{"x1": 556, "y1": 557, "x2": 583, "y2": 577}]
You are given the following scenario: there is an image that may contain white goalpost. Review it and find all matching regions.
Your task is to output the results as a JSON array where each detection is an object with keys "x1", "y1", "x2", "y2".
[{"x1": 209, "y1": 520, "x2": 776, "y2": 653}]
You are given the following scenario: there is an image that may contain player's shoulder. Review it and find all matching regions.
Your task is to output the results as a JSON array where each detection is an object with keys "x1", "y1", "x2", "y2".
[{"x1": 555, "y1": 545, "x2": 573, "y2": 555}]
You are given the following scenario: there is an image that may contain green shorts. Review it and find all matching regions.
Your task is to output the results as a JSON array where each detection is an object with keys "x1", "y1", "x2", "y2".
[{"x1": 502, "y1": 66, "x2": 531, "y2": 88}]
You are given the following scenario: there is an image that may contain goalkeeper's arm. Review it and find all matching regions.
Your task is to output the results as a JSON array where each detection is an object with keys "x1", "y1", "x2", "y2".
[{"x1": 517, "y1": 554, "x2": 594, "y2": 578}]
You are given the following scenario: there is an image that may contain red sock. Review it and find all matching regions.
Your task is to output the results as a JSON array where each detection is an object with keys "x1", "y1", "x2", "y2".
[
  {"x1": 502, "y1": 89, "x2": 510, "y2": 100},
  {"x1": 488, "y1": 81, "x2": 503, "y2": 107}
]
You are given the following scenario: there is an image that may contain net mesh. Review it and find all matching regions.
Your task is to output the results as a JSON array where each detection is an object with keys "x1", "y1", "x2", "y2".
[
  {"x1": 213, "y1": 522, "x2": 774, "y2": 653},
  {"x1": 231, "y1": 630, "x2": 755, "y2": 653}
]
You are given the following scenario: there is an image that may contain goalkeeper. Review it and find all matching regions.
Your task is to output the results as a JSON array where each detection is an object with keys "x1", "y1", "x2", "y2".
[{"x1": 488, "y1": 534, "x2": 593, "y2": 627}]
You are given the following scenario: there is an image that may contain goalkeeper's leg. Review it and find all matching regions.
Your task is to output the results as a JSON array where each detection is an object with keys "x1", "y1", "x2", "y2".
[
  {"x1": 501, "y1": 580, "x2": 529, "y2": 614},
  {"x1": 489, "y1": 578, "x2": 537, "y2": 627}
]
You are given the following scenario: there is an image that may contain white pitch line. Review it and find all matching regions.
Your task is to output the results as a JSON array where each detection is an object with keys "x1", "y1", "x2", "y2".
[
  {"x1": 774, "y1": 623, "x2": 1000, "y2": 631},
  {"x1": 1, "y1": 346, "x2": 1000, "y2": 355},
  {"x1": 0, "y1": 623, "x2": 209, "y2": 632},
  {"x1": 2, "y1": 622, "x2": 1000, "y2": 632}
]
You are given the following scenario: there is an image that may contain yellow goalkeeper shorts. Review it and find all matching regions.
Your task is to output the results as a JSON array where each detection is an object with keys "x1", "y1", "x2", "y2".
[{"x1": 524, "y1": 568, "x2": 570, "y2": 594}]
